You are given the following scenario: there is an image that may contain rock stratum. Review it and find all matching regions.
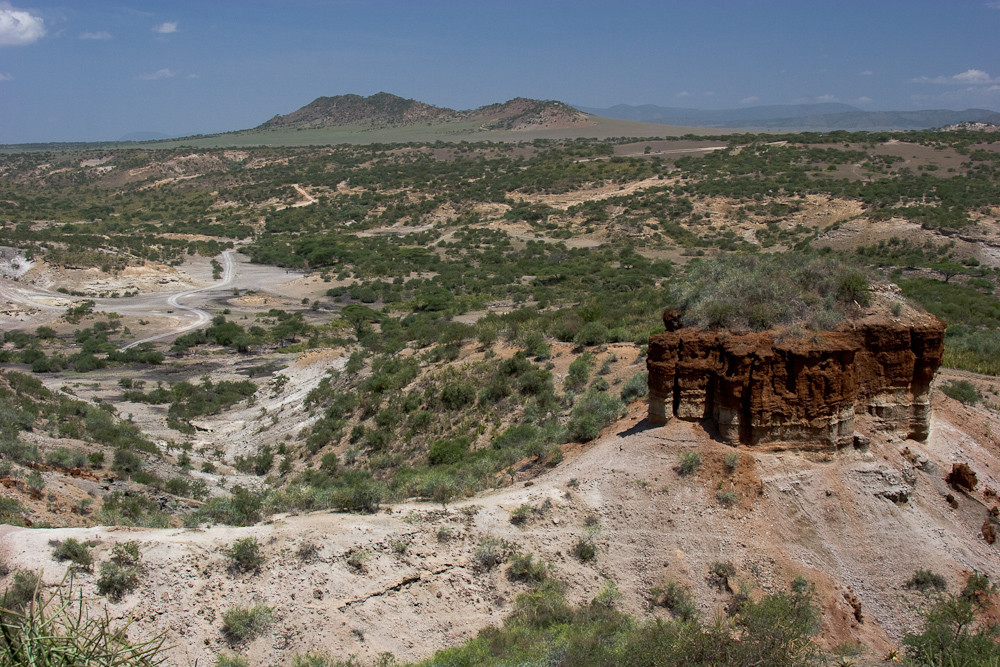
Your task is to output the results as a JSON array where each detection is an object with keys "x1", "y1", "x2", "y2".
[{"x1": 647, "y1": 310, "x2": 946, "y2": 449}]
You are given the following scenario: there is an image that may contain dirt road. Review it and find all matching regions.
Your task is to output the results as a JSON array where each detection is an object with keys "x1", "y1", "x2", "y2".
[{"x1": 120, "y1": 250, "x2": 235, "y2": 349}]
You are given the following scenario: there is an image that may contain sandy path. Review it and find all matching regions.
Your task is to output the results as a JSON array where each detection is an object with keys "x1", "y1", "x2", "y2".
[{"x1": 120, "y1": 250, "x2": 235, "y2": 349}]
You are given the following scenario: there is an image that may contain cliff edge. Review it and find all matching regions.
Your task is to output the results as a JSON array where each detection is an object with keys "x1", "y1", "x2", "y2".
[{"x1": 647, "y1": 308, "x2": 946, "y2": 449}]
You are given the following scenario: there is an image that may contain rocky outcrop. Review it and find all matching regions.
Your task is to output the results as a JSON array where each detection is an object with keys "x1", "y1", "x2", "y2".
[{"x1": 647, "y1": 312, "x2": 945, "y2": 449}]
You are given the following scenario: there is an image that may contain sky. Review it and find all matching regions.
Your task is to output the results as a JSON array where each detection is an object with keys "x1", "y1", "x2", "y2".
[{"x1": 0, "y1": 0, "x2": 998, "y2": 143}]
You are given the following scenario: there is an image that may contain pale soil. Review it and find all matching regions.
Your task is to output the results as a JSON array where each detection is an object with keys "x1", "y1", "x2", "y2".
[{"x1": 3, "y1": 382, "x2": 999, "y2": 666}]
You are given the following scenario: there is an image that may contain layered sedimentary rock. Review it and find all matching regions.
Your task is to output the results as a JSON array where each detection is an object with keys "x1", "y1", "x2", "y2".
[{"x1": 647, "y1": 311, "x2": 945, "y2": 449}]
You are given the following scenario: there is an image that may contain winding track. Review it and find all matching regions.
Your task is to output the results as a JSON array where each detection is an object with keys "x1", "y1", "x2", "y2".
[{"x1": 120, "y1": 250, "x2": 235, "y2": 350}]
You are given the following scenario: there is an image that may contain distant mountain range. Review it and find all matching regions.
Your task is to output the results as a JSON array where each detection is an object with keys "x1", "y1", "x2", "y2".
[
  {"x1": 258, "y1": 92, "x2": 595, "y2": 132},
  {"x1": 573, "y1": 102, "x2": 1000, "y2": 132}
]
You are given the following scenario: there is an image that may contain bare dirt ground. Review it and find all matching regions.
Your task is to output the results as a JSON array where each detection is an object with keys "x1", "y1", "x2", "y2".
[
  {"x1": 0, "y1": 251, "x2": 315, "y2": 341},
  {"x1": 3, "y1": 379, "x2": 998, "y2": 666}
]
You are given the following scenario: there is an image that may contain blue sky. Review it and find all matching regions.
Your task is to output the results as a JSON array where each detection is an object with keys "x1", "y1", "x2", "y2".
[{"x1": 1, "y1": 0, "x2": 998, "y2": 143}]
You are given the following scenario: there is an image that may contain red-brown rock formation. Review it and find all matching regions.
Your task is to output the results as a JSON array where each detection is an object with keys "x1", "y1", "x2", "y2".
[{"x1": 647, "y1": 311, "x2": 945, "y2": 449}]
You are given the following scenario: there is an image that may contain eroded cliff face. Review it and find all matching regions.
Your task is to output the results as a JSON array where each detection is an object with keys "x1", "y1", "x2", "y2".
[{"x1": 647, "y1": 311, "x2": 946, "y2": 449}]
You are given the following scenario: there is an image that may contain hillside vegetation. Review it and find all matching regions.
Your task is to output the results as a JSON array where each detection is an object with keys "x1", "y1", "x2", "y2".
[{"x1": 1, "y1": 127, "x2": 999, "y2": 664}]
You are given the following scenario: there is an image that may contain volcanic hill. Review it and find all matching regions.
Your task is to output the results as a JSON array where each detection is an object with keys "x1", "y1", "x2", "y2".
[{"x1": 258, "y1": 92, "x2": 595, "y2": 132}]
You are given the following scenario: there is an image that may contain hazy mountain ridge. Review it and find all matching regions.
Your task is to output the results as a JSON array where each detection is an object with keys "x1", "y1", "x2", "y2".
[
  {"x1": 576, "y1": 102, "x2": 1000, "y2": 131},
  {"x1": 259, "y1": 92, "x2": 594, "y2": 131}
]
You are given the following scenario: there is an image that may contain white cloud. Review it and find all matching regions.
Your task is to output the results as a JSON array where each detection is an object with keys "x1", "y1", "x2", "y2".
[
  {"x1": 138, "y1": 67, "x2": 176, "y2": 80},
  {"x1": 816, "y1": 94, "x2": 838, "y2": 102},
  {"x1": 0, "y1": 72, "x2": 12, "y2": 81},
  {"x1": 186, "y1": 73, "x2": 198, "y2": 79},
  {"x1": 153, "y1": 21, "x2": 177, "y2": 34},
  {"x1": 0, "y1": 4, "x2": 45, "y2": 46},
  {"x1": 987, "y1": 1, "x2": 1000, "y2": 9},
  {"x1": 858, "y1": 70, "x2": 873, "y2": 76},
  {"x1": 675, "y1": 90, "x2": 691, "y2": 98},
  {"x1": 855, "y1": 96, "x2": 873, "y2": 104},
  {"x1": 913, "y1": 68, "x2": 1000, "y2": 85},
  {"x1": 80, "y1": 31, "x2": 111, "y2": 40},
  {"x1": 740, "y1": 96, "x2": 760, "y2": 105},
  {"x1": 954, "y1": 69, "x2": 993, "y2": 84}
]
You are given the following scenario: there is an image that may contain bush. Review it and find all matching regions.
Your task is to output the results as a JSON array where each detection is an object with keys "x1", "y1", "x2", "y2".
[
  {"x1": 428, "y1": 436, "x2": 469, "y2": 466},
  {"x1": 216, "y1": 653, "x2": 250, "y2": 667},
  {"x1": 222, "y1": 603, "x2": 274, "y2": 643},
  {"x1": 716, "y1": 490, "x2": 738, "y2": 507},
  {"x1": 509, "y1": 504, "x2": 532, "y2": 525},
  {"x1": 96, "y1": 562, "x2": 140, "y2": 602},
  {"x1": 52, "y1": 538, "x2": 94, "y2": 571},
  {"x1": 0, "y1": 569, "x2": 41, "y2": 614},
  {"x1": 45, "y1": 447, "x2": 87, "y2": 470},
  {"x1": 572, "y1": 538, "x2": 596, "y2": 563},
  {"x1": 573, "y1": 322, "x2": 610, "y2": 347},
  {"x1": 905, "y1": 568, "x2": 947, "y2": 592},
  {"x1": 672, "y1": 253, "x2": 872, "y2": 332},
  {"x1": 0, "y1": 578, "x2": 167, "y2": 665},
  {"x1": 677, "y1": 451, "x2": 702, "y2": 476},
  {"x1": 649, "y1": 580, "x2": 697, "y2": 621},
  {"x1": 194, "y1": 485, "x2": 264, "y2": 526},
  {"x1": 474, "y1": 538, "x2": 512, "y2": 570},
  {"x1": 508, "y1": 552, "x2": 550, "y2": 584},
  {"x1": 620, "y1": 372, "x2": 649, "y2": 403},
  {"x1": 941, "y1": 380, "x2": 981, "y2": 405},
  {"x1": 96, "y1": 541, "x2": 143, "y2": 602},
  {"x1": 564, "y1": 354, "x2": 592, "y2": 391},
  {"x1": 440, "y1": 381, "x2": 475, "y2": 410},
  {"x1": 567, "y1": 390, "x2": 623, "y2": 442},
  {"x1": 225, "y1": 537, "x2": 265, "y2": 573}
]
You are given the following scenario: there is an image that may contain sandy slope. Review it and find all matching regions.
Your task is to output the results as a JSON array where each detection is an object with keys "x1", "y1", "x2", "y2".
[{"x1": 2, "y1": 384, "x2": 999, "y2": 666}]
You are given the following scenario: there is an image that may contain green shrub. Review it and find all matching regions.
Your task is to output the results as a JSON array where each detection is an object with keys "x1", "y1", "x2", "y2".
[
  {"x1": 941, "y1": 380, "x2": 981, "y2": 405},
  {"x1": 44, "y1": 447, "x2": 87, "y2": 470},
  {"x1": 905, "y1": 568, "x2": 947, "y2": 592},
  {"x1": 724, "y1": 451, "x2": 740, "y2": 472},
  {"x1": 677, "y1": 451, "x2": 702, "y2": 476},
  {"x1": 428, "y1": 437, "x2": 469, "y2": 466},
  {"x1": 96, "y1": 562, "x2": 140, "y2": 602},
  {"x1": 649, "y1": 580, "x2": 698, "y2": 621},
  {"x1": 194, "y1": 485, "x2": 264, "y2": 526},
  {"x1": 440, "y1": 381, "x2": 475, "y2": 410},
  {"x1": 95, "y1": 541, "x2": 143, "y2": 602},
  {"x1": 573, "y1": 322, "x2": 610, "y2": 347},
  {"x1": 564, "y1": 354, "x2": 592, "y2": 391},
  {"x1": 98, "y1": 492, "x2": 170, "y2": 528},
  {"x1": 567, "y1": 390, "x2": 623, "y2": 442},
  {"x1": 222, "y1": 603, "x2": 274, "y2": 643},
  {"x1": 0, "y1": 578, "x2": 166, "y2": 665},
  {"x1": 673, "y1": 253, "x2": 872, "y2": 332},
  {"x1": 620, "y1": 372, "x2": 649, "y2": 403},
  {"x1": 51, "y1": 538, "x2": 94, "y2": 571},
  {"x1": 508, "y1": 553, "x2": 550, "y2": 584},
  {"x1": 474, "y1": 538, "x2": 512, "y2": 570},
  {"x1": 225, "y1": 537, "x2": 265, "y2": 574},
  {"x1": 216, "y1": 653, "x2": 250, "y2": 667},
  {"x1": 0, "y1": 498, "x2": 26, "y2": 527},
  {"x1": 0, "y1": 569, "x2": 41, "y2": 614},
  {"x1": 509, "y1": 504, "x2": 532, "y2": 525},
  {"x1": 572, "y1": 538, "x2": 596, "y2": 563},
  {"x1": 716, "y1": 490, "x2": 738, "y2": 507},
  {"x1": 346, "y1": 550, "x2": 368, "y2": 572}
]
